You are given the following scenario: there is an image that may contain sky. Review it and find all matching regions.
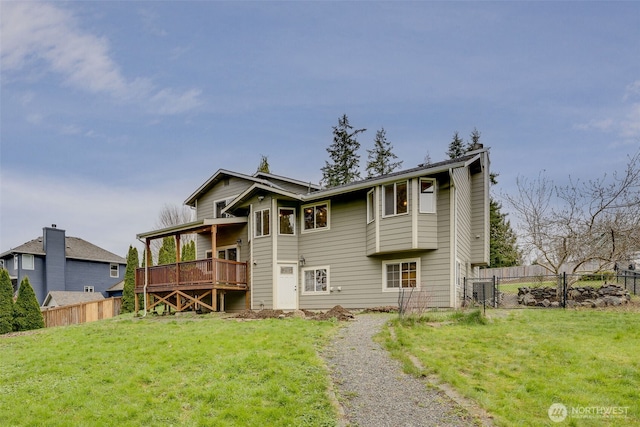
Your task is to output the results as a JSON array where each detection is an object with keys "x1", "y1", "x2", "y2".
[{"x1": 1, "y1": 1, "x2": 639, "y2": 258}]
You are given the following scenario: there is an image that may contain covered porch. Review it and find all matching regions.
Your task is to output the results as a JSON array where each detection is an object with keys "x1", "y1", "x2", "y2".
[{"x1": 135, "y1": 219, "x2": 250, "y2": 313}]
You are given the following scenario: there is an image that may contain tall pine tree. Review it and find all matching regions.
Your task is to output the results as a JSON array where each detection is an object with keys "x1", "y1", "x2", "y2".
[
  {"x1": 181, "y1": 240, "x2": 196, "y2": 261},
  {"x1": 365, "y1": 127, "x2": 403, "y2": 178},
  {"x1": 256, "y1": 155, "x2": 270, "y2": 174},
  {"x1": 321, "y1": 114, "x2": 366, "y2": 187},
  {"x1": 490, "y1": 199, "x2": 522, "y2": 267},
  {"x1": 0, "y1": 269, "x2": 14, "y2": 334},
  {"x1": 121, "y1": 245, "x2": 139, "y2": 314},
  {"x1": 446, "y1": 131, "x2": 466, "y2": 159},
  {"x1": 13, "y1": 277, "x2": 44, "y2": 331}
]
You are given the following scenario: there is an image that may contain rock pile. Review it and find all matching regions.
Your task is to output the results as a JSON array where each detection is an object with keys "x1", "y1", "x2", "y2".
[
  {"x1": 518, "y1": 284, "x2": 630, "y2": 308},
  {"x1": 234, "y1": 305, "x2": 355, "y2": 321}
]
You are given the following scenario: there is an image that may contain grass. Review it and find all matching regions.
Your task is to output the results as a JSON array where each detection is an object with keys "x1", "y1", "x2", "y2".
[
  {"x1": 382, "y1": 307, "x2": 640, "y2": 426},
  {"x1": 0, "y1": 314, "x2": 340, "y2": 426}
]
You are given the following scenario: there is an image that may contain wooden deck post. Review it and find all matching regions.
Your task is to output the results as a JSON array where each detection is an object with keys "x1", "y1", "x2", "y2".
[
  {"x1": 212, "y1": 289, "x2": 218, "y2": 312},
  {"x1": 219, "y1": 291, "x2": 225, "y2": 312},
  {"x1": 134, "y1": 292, "x2": 139, "y2": 314},
  {"x1": 211, "y1": 225, "x2": 217, "y2": 259}
]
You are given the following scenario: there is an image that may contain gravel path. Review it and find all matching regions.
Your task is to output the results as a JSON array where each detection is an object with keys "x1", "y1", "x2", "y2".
[{"x1": 323, "y1": 313, "x2": 482, "y2": 427}]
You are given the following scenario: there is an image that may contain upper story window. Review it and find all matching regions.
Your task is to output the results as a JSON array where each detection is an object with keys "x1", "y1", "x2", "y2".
[
  {"x1": 214, "y1": 195, "x2": 238, "y2": 218},
  {"x1": 254, "y1": 208, "x2": 270, "y2": 237},
  {"x1": 13, "y1": 255, "x2": 18, "y2": 271},
  {"x1": 84, "y1": 286, "x2": 94, "y2": 293},
  {"x1": 22, "y1": 254, "x2": 34, "y2": 270},
  {"x1": 303, "y1": 202, "x2": 329, "y2": 232},
  {"x1": 110, "y1": 263, "x2": 119, "y2": 278},
  {"x1": 383, "y1": 181, "x2": 408, "y2": 217},
  {"x1": 367, "y1": 189, "x2": 375, "y2": 223},
  {"x1": 419, "y1": 178, "x2": 436, "y2": 213},
  {"x1": 279, "y1": 208, "x2": 295, "y2": 235},
  {"x1": 0, "y1": 259, "x2": 3, "y2": 269}
]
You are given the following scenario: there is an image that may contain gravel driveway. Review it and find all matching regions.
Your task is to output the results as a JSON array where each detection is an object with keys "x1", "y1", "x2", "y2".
[{"x1": 322, "y1": 313, "x2": 487, "y2": 427}]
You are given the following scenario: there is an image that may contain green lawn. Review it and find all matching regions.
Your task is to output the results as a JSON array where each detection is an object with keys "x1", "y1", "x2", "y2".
[
  {"x1": 0, "y1": 314, "x2": 339, "y2": 427},
  {"x1": 382, "y1": 308, "x2": 640, "y2": 427}
]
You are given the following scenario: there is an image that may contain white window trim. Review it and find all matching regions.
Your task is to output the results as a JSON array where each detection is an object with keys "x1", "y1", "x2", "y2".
[
  {"x1": 84, "y1": 286, "x2": 94, "y2": 293},
  {"x1": 22, "y1": 254, "x2": 35, "y2": 270},
  {"x1": 215, "y1": 245, "x2": 239, "y2": 261},
  {"x1": 254, "y1": 208, "x2": 271, "y2": 238},
  {"x1": 366, "y1": 189, "x2": 375, "y2": 224},
  {"x1": 0, "y1": 259, "x2": 3, "y2": 269},
  {"x1": 301, "y1": 201, "x2": 330, "y2": 233},
  {"x1": 301, "y1": 266, "x2": 330, "y2": 295},
  {"x1": 110, "y1": 263, "x2": 119, "y2": 278},
  {"x1": 419, "y1": 178, "x2": 436, "y2": 214},
  {"x1": 213, "y1": 195, "x2": 239, "y2": 219},
  {"x1": 278, "y1": 207, "x2": 296, "y2": 236},
  {"x1": 13, "y1": 255, "x2": 18, "y2": 271},
  {"x1": 382, "y1": 180, "x2": 409, "y2": 218},
  {"x1": 382, "y1": 258, "x2": 420, "y2": 292}
]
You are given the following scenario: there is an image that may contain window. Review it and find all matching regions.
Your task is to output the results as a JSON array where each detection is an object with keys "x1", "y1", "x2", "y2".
[
  {"x1": 213, "y1": 195, "x2": 238, "y2": 218},
  {"x1": 383, "y1": 181, "x2": 408, "y2": 216},
  {"x1": 13, "y1": 255, "x2": 18, "y2": 271},
  {"x1": 84, "y1": 286, "x2": 94, "y2": 293},
  {"x1": 217, "y1": 247, "x2": 237, "y2": 261},
  {"x1": 254, "y1": 209, "x2": 270, "y2": 237},
  {"x1": 0, "y1": 260, "x2": 4, "y2": 269},
  {"x1": 302, "y1": 267, "x2": 329, "y2": 294},
  {"x1": 22, "y1": 254, "x2": 34, "y2": 270},
  {"x1": 383, "y1": 259, "x2": 419, "y2": 290},
  {"x1": 303, "y1": 202, "x2": 329, "y2": 231},
  {"x1": 419, "y1": 178, "x2": 436, "y2": 213},
  {"x1": 367, "y1": 189, "x2": 375, "y2": 223},
  {"x1": 110, "y1": 263, "x2": 119, "y2": 278},
  {"x1": 279, "y1": 208, "x2": 295, "y2": 235}
]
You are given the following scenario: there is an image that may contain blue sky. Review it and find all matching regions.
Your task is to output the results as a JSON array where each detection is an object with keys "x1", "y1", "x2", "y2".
[{"x1": 1, "y1": 1, "x2": 639, "y2": 257}]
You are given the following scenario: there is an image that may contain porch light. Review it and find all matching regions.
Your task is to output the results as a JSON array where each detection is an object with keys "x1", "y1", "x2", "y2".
[
  {"x1": 236, "y1": 238, "x2": 242, "y2": 246},
  {"x1": 299, "y1": 255, "x2": 305, "y2": 266}
]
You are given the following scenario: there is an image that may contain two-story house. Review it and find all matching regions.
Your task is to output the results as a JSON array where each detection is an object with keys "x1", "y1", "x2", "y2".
[
  {"x1": 0, "y1": 225, "x2": 126, "y2": 305},
  {"x1": 135, "y1": 148, "x2": 490, "y2": 313}
]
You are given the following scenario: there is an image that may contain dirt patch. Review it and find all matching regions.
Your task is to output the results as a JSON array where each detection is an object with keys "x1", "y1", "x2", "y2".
[
  {"x1": 361, "y1": 306, "x2": 398, "y2": 313},
  {"x1": 233, "y1": 305, "x2": 355, "y2": 321}
]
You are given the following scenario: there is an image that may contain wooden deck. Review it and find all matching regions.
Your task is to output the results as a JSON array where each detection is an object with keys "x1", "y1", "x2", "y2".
[{"x1": 135, "y1": 258, "x2": 249, "y2": 312}]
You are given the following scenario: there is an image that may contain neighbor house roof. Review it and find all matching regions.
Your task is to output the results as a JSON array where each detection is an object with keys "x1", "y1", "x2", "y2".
[
  {"x1": 42, "y1": 291, "x2": 106, "y2": 308},
  {"x1": 0, "y1": 236, "x2": 126, "y2": 264}
]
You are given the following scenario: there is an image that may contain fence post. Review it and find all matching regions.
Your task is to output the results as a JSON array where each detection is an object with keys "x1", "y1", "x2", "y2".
[
  {"x1": 493, "y1": 276, "x2": 497, "y2": 308},
  {"x1": 482, "y1": 280, "x2": 486, "y2": 315},
  {"x1": 562, "y1": 272, "x2": 567, "y2": 309}
]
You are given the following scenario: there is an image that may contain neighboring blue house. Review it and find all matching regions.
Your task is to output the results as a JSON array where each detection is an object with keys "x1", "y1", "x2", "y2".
[{"x1": 0, "y1": 225, "x2": 126, "y2": 305}]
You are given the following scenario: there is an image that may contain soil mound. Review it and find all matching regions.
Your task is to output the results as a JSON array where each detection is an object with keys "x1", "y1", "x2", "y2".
[{"x1": 233, "y1": 305, "x2": 355, "y2": 321}]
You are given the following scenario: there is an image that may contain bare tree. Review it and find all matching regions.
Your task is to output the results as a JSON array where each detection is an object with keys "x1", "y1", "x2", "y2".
[
  {"x1": 504, "y1": 149, "x2": 640, "y2": 275},
  {"x1": 149, "y1": 203, "x2": 196, "y2": 264}
]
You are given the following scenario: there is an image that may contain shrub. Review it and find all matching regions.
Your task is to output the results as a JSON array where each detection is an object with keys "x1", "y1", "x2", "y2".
[
  {"x1": 0, "y1": 269, "x2": 14, "y2": 334},
  {"x1": 13, "y1": 277, "x2": 44, "y2": 331}
]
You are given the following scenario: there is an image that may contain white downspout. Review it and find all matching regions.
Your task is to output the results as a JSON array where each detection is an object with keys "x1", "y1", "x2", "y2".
[
  {"x1": 137, "y1": 237, "x2": 148, "y2": 317},
  {"x1": 449, "y1": 168, "x2": 457, "y2": 308}
]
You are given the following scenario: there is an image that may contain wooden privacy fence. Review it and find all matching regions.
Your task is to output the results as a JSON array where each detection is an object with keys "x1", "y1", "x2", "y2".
[{"x1": 41, "y1": 297, "x2": 122, "y2": 328}]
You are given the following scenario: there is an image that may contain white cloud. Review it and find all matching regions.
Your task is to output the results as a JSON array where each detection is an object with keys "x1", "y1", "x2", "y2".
[
  {"x1": 624, "y1": 80, "x2": 640, "y2": 100},
  {"x1": 0, "y1": 1, "x2": 202, "y2": 114},
  {"x1": 0, "y1": 170, "x2": 187, "y2": 257}
]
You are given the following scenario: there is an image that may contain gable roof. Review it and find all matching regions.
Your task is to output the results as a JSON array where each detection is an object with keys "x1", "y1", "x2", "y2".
[
  {"x1": 42, "y1": 291, "x2": 106, "y2": 307},
  {"x1": 184, "y1": 169, "x2": 320, "y2": 207},
  {"x1": 0, "y1": 236, "x2": 126, "y2": 264}
]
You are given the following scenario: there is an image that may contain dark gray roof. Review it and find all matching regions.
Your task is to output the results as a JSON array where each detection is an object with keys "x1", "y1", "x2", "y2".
[
  {"x1": 1, "y1": 236, "x2": 126, "y2": 264},
  {"x1": 42, "y1": 291, "x2": 106, "y2": 307}
]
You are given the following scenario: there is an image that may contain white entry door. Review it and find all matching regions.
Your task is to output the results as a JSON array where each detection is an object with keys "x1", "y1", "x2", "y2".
[{"x1": 276, "y1": 264, "x2": 298, "y2": 309}]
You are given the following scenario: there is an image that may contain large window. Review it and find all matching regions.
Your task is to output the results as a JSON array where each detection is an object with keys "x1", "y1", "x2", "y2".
[
  {"x1": 302, "y1": 267, "x2": 329, "y2": 294},
  {"x1": 279, "y1": 208, "x2": 295, "y2": 235},
  {"x1": 367, "y1": 189, "x2": 375, "y2": 223},
  {"x1": 383, "y1": 259, "x2": 419, "y2": 290},
  {"x1": 419, "y1": 178, "x2": 436, "y2": 213},
  {"x1": 383, "y1": 181, "x2": 408, "y2": 217},
  {"x1": 303, "y1": 202, "x2": 329, "y2": 231},
  {"x1": 22, "y1": 254, "x2": 34, "y2": 270},
  {"x1": 254, "y1": 208, "x2": 270, "y2": 237}
]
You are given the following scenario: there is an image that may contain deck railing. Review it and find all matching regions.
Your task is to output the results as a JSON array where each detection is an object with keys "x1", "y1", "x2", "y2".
[{"x1": 136, "y1": 258, "x2": 248, "y2": 289}]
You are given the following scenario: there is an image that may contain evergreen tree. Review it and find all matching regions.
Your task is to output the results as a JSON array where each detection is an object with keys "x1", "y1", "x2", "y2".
[
  {"x1": 365, "y1": 127, "x2": 403, "y2": 178},
  {"x1": 256, "y1": 155, "x2": 271, "y2": 174},
  {"x1": 422, "y1": 151, "x2": 433, "y2": 166},
  {"x1": 321, "y1": 114, "x2": 366, "y2": 187},
  {"x1": 446, "y1": 131, "x2": 466, "y2": 159},
  {"x1": 13, "y1": 277, "x2": 44, "y2": 331},
  {"x1": 157, "y1": 237, "x2": 177, "y2": 265},
  {"x1": 181, "y1": 240, "x2": 196, "y2": 261},
  {"x1": 490, "y1": 199, "x2": 522, "y2": 267},
  {"x1": 121, "y1": 245, "x2": 139, "y2": 314},
  {"x1": 0, "y1": 269, "x2": 15, "y2": 334}
]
